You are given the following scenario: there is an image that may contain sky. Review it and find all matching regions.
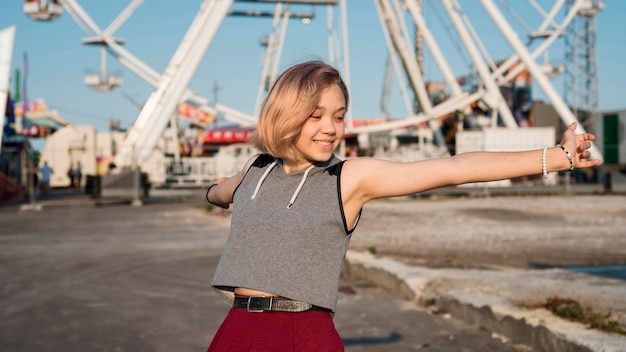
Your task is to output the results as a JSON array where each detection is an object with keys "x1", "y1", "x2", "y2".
[{"x1": 1, "y1": 0, "x2": 625, "y2": 143}]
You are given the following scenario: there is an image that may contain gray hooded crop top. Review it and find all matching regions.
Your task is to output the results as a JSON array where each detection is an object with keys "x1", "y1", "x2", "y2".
[{"x1": 211, "y1": 154, "x2": 358, "y2": 312}]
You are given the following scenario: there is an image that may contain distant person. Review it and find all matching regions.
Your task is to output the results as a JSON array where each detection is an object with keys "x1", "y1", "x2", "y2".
[
  {"x1": 38, "y1": 161, "x2": 53, "y2": 195},
  {"x1": 74, "y1": 162, "x2": 83, "y2": 190},
  {"x1": 28, "y1": 165, "x2": 38, "y2": 196},
  {"x1": 204, "y1": 60, "x2": 599, "y2": 351},
  {"x1": 67, "y1": 163, "x2": 75, "y2": 189}
]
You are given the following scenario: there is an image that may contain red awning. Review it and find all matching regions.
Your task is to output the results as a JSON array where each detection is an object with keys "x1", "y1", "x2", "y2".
[{"x1": 203, "y1": 127, "x2": 255, "y2": 144}]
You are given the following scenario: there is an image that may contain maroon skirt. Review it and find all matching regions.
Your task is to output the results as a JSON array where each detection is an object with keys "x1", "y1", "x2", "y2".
[{"x1": 207, "y1": 307, "x2": 344, "y2": 351}]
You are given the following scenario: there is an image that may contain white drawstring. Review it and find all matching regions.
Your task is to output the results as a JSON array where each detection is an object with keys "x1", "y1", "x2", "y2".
[
  {"x1": 250, "y1": 160, "x2": 278, "y2": 200},
  {"x1": 287, "y1": 165, "x2": 315, "y2": 208},
  {"x1": 250, "y1": 160, "x2": 315, "y2": 209}
]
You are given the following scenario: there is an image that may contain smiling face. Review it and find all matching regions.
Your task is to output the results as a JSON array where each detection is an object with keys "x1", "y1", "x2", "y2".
[
  {"x1": 284, "y1": 84, "x2": 346, "y2": 172},
  {"x1": 251, "y1": 61, "x2": 350, "y2": 167}
]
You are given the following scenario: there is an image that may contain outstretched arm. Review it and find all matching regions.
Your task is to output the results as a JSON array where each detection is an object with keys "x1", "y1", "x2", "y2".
[
  {"x1": 342, "y1": 123, "x2": 599, "y2": 215},
  {"x1": 206, "y1": 154, "x2": 260, "y2": 209}
]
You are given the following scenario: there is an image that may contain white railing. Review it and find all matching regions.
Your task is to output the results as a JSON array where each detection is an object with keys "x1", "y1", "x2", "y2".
[{"x1": 163, "y1": 144, "x2": 258, "y2": 187}]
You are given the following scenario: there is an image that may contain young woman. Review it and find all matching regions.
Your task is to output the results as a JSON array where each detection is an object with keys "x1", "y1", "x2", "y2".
[{"x1": 205, "y1": 60, "x2": 599, "y2": 351}]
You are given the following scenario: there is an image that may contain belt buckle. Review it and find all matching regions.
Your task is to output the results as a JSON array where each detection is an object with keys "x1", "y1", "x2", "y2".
[{"x1": 247, "y1": 296, "x2": 272, "y2": 313}]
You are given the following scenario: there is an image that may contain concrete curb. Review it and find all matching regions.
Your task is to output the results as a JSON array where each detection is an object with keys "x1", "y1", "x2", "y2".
[{"x1": 343, "y1": 251, "x2": 626, "y2": 352}]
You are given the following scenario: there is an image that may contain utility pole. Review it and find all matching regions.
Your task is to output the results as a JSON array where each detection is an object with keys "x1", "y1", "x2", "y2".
[{"x1": 211, "y1": 81, "x2": 223, "y2": 127}]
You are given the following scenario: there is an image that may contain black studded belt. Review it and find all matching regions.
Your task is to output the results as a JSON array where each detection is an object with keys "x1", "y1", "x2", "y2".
[{"x1": 233, "y1": 296, "x2": 331, "y2": 313}]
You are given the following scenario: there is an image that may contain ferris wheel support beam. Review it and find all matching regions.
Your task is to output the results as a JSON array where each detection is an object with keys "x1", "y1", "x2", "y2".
[
  {"x1": 103, "y1": 0, "x2": 144, "y2": 37},
  {"x1": 442, "y1": 0, "x2": 517, "y2": 129},
  {"x1": 493, "y1": 0, "x2": 582, "y2": 86},
  {"x1": 356, "y1": 0, "x2": 482, "y2": 140},
  {"x1": 338, "y1": 0, "x2": 351, "y2": 119},
  {"x1": 479, "y1": 0, "x2": 603, "y2": 163},
  {"x1": 374, "y1": 0, "x2": 449, "y2": 150},
  {"x1": 348, "y1": 90, "x2": 484, "y2": 134},
  {"x1": 254, "y1": 4, "x2": 290, "y2": 117},
  {"x1": 61, "y1": 0, "x2": 256, "y2": 128},
  {"x1": 61, "y1": 0, "x2": 160, "y2": 87},
  {"x1": 326, "y1": 5, "x2": 335, "y2": 64},
  {"x1": 61, "y1": 0, "x2": 340, "y2": 134},
  {"x1": 374, "y1": 1, "x2": 414, "y2": 115},
  {"x1": 404, "y1": 0, "x2": 463, "y2": 99},
  {"x1": 60, "y1": 0, "x2": 104, "y2": 38},
  {"x1": 531, "y1": 0, "x2": 564, "y2": 34},
  {"x1": 375, "y1": 0, "x2": 432, "y2": 115},
  {"x1": 115, "y1": 0, "x2": 235, "y2": 168}
]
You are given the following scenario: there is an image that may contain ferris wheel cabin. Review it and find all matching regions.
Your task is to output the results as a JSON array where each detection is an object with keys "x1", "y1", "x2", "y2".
[{"x1": 23, "y1": 0, "x2": 63, "y2": 21}]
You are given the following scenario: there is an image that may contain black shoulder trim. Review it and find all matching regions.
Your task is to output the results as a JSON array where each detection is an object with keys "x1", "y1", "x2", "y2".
[
  {"x1": 329, "y1": 160, "x2": 360, "y2": 236},
  {"x1": 326, "y1": 161, "x2": 343, "y2": 176},
  {"x1": 251, "y1": 153, "x2": 276, "y2": 168},
  {"x1": 328, "y1": 161, "x2": 351, "y2": 236}
]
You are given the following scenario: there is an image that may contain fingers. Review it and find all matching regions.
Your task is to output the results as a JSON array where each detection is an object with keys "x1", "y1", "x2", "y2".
[
  {"x1": 580, "y1": 158, "x2": 601, "y2": 168},
  {"x1": 577, "y1": 140, "x2": 591, "y2": 153},
  {"x1": 578, "y1": 133, "x2": 595, "y2": 141}
]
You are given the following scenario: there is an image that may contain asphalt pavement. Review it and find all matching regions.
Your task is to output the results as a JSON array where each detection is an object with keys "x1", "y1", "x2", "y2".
[
  {"x1": 2, "y1": 189, "x2": 625, "y2": 351},
  {"x1": 0, "y1": 191, "x2": 534, "y2": 352}
]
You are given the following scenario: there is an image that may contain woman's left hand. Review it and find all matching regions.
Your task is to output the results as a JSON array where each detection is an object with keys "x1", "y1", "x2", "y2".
[{"x1": 559, "y1": 122, "x2": 601, "y2": 170}]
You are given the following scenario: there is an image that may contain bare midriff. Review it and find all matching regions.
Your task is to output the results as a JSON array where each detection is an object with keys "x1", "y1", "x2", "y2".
[{"x1": 234, "y1": 287, "x2": 278, "y2": 297}]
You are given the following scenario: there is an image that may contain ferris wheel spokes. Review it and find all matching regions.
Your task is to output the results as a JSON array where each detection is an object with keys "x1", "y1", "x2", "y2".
[
  {"x1": 480, "y1": 0, "x2": 603, "y2": 162},
  {"x1": 351, "y1": 0, "x2": 599, "y2": 150},
  {"x1": 59, "y1": 0, "x2": 255, "y2": 128}
]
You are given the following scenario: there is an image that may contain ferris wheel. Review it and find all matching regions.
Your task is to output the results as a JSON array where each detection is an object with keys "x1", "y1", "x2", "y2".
[{"x1": 23, "y1": 0, "x2": 604, "y2": 167}]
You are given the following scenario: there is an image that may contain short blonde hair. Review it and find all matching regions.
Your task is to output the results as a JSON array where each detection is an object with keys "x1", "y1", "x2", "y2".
[{"x1": 250, "y1": 60, "x2": 349, "y2": 159}]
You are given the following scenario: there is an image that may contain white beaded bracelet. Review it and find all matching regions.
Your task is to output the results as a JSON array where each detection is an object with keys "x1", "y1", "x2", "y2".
[
  {"x1": 556, "y1": 144, "x2": 575, "y2": 171},
  {"x1": 542, "y1": 146, "x2": 548, "y2": 179}
]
